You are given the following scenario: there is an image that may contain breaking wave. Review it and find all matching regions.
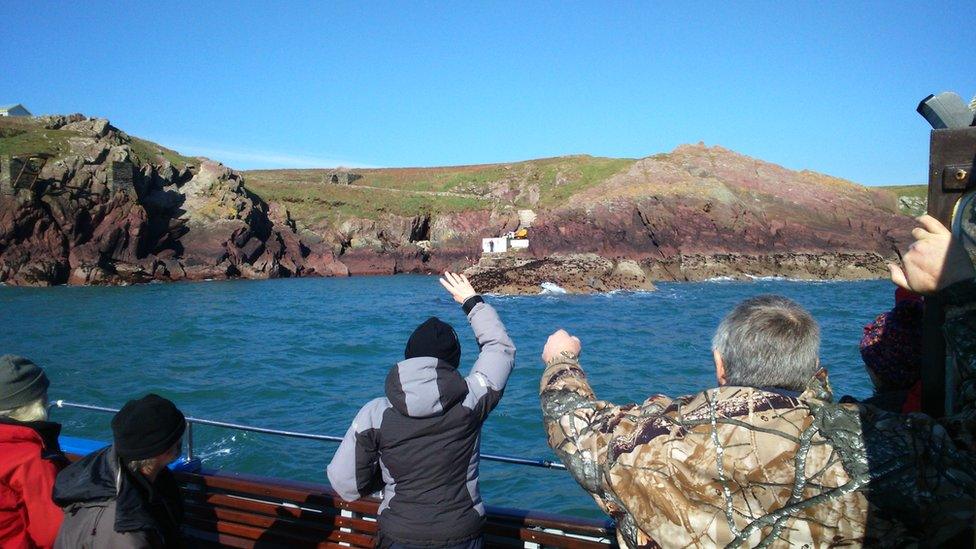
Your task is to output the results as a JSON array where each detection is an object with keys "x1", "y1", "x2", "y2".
[{"x1": 539, "y1": 282, "x2": 568, "y2": 294}]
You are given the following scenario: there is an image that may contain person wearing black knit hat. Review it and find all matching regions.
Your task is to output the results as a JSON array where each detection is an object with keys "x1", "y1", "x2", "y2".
[
  {"x1": 329, "y1": 272, "x2": 517, "y2": 549},
  {"x1": 54, "y1": 394, "x2": 187, "y2": 548},
  {"x1": 112, "y1": 394, "x2": 187, "y2": 464},
  {"x1": 405, "y1": 316, "x2": 462, "y2": 368}
]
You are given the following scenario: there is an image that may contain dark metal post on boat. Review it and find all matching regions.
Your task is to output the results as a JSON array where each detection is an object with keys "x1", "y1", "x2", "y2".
[
  {"x1": 921, "y1": 124, "x2": 976, "y2": 417},
  {"x1": 917, "y1": 93, "x2": 976, "y2": 130},
  {"x1": 186, "y1": 422, "x2": 194, "y2": 461}
]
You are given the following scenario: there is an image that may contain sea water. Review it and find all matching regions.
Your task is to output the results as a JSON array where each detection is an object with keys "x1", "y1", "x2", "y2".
[{"x1": 0, "y1": 276, "x2": 892, "y2": 518}]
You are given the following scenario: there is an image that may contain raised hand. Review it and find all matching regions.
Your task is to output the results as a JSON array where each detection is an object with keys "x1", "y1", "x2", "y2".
[
  {"x1": 889, "y1": 214, "x2": 975, "y2": 295},
  {"x1": 542, "y1": 329, "x2": 582, "y2": 365},
  {"x1": 439, "y1": 271, "x2": 478, "y2": 304}
]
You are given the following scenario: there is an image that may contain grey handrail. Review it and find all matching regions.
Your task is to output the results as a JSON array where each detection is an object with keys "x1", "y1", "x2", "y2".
[{"x1": 51, "y1": 399, "x2": 567, "y2": 470}]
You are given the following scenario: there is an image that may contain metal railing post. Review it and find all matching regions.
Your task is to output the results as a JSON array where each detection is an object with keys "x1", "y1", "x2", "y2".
[{"x1": 186, "y1": 422, "x2": 195, "y2": 461}]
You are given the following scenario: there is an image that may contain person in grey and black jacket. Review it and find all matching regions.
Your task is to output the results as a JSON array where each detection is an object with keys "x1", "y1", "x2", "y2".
[{"x1": 328, "y1": 272, "x2": 516, "y2": 549}]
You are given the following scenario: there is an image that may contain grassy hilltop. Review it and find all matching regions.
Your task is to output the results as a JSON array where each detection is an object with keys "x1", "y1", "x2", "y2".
[
  {"x1": 244, "y1": 156, "x2": 635, "y2": 227},
  {"x1": 0, "y1": 115, "x2": 195, "y2": 170},
  {"x1": 2, "y1": 114, "x2": 927, "y2": 235},
  {"x1": 878, "y1": 184, "x2": 927, "y2": 216},
  {"x1": 245, "y1": 161, "x2": 928, "y2": 235}
]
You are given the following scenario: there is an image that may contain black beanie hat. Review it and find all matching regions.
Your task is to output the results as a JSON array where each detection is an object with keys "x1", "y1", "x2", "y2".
[
  {"x1": 0, "y1": 355, "x2": 49, "y2": 410},
  {"x1": 405, "y1": 317, "x2": 461, "y2": 368},
  {"x1": 111, "y1": 394, "x2": 186, "y2": 461}
]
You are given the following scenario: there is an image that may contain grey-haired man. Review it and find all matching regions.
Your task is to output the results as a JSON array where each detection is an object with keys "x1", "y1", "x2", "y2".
[{"x1": 540, "y1": 215, "x2": 976, "y2": 547}]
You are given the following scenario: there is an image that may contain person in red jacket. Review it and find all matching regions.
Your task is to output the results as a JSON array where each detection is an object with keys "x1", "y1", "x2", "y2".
[{"x1": 0, "y1": 355, "x2": 67, "y2": 549}]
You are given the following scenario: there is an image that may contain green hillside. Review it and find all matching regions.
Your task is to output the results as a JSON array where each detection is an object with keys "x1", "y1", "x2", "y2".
[
  {"x1": 878, "y1": 184, "x2": 926, "y2": 216},
  {"x1": 244, "y1": 155, "x2": 635, "y2": 227},
  {"x1": 0, "y1": 116, "x2": 195, "y2": 170}
]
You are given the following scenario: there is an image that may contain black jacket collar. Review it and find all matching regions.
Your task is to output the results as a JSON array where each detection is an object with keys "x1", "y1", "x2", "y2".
[{"x1": 0, "y1": 417, "x2": 64, "y2": 459}]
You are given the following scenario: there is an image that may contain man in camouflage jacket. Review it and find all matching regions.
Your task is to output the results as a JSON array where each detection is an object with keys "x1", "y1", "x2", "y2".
[{"x1": 540, "y1": 215, "x2": 976, "y2": 548}]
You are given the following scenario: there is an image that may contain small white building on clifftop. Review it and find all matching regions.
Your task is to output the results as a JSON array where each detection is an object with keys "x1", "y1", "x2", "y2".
[
  {"x1": 482, "y1": 237, "x2": 509, "y2": 253},
  {"x1": 481, "y1": 232, "x2": 530, "y2": 254},
  {"x1": 482, "y1": 210, "x2": 534, "y2": 254},
  {"x1": 0, "y1": 104, "x2": 31, "y2": 117}
]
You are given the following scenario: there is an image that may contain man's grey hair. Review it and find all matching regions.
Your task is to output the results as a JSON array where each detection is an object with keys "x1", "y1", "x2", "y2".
[{"x1": 711, "y1": 295, "x2": 820, "y2": 391}]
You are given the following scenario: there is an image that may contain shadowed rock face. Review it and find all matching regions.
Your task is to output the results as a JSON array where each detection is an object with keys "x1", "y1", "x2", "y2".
[{"x1": 0, "y1": 116, "x2": 344, "y2": 286}]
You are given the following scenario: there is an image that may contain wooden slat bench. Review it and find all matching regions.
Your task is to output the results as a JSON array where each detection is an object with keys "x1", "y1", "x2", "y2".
[
  {"x1": 64, "y1": 448, "x2": 617, "y2": 548},
  {"x1": 175, "y1": 468, "x2": 617, "y2": 548}
]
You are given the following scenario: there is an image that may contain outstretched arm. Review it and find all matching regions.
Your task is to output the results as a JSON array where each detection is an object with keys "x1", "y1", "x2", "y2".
[
  {"x1": 441, "y1": 271, "x2": 516, "y2": 420},
  {"x1": 539, "y1": 330, "x2": 663, "y2": 500}
]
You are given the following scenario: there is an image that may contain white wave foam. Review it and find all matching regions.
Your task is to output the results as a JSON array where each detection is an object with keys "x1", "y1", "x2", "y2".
[
  {"x1": 604, "y1": 288, "x2": 658, "y2": 296},
  {"x1": 194, "y1": 434, "x2": 238, "y2": 460},
  {"x1": 744, "y1": 274, "x2": 846, "y2": 283},
  {"x1": 744, "y1": 274, "x2": 786, "y2": 281},
  {"x1": 539, "y1": 282, "x2": 568, "y2": 294},
  {"x1": 705, "y1": 276, "x2": 737, "y2": 282}
]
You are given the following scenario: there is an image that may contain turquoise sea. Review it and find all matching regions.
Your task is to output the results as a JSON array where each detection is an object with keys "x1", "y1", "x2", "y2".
[{"x1": 0, "y1": 276, "x2": 894, "y2": 518}]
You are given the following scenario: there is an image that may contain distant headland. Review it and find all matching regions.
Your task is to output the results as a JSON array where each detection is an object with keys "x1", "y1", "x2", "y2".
[{"x1": 0, "y1": 114, "x2": 921, "y2": 292}]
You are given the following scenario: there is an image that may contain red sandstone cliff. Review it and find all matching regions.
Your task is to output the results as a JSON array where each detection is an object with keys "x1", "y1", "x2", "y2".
[
  {"x1": 0, "y1": 116, "x2": 917, "y2": 290},
  {"x1": 251, "y1": 145, "x2": 915, "y2": 291},
  {"x1": 0, "y1": 115, "x2": 344, "y2": 286}
]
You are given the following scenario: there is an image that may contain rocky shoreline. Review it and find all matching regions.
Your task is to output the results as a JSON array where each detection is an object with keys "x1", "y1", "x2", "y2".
[
  {"x1": 1, "y1": 115, "x2": 916, "y2": 292},
  {"x1": 465, "y1": 253, "x2": 656, "y2": 295},
  {"x1": 462, "y1": 250, "x2": 893, "y2": 294}
]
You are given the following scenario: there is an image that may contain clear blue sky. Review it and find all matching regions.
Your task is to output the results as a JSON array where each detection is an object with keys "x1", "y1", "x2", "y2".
[{"x1": 2, "y1": 1, "x2": 973, "y2": 184}]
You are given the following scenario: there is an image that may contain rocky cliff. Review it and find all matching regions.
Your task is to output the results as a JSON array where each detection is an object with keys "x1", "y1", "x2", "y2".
[
  {"x1": 509, "y1": 145, "x2": 915, "y2": 286},
  {"x1": 0, "y1": 115, "x2": 344, "y2": 286},
  {"x1": 246, "y1": 145, "x2": 916, "y2": 293},
  {"x1": 1, "y1": 115, "x2": 918, "y2": 291}
]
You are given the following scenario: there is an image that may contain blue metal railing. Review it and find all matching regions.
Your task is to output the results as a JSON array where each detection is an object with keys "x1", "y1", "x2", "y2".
[{"x1": 51, "y1": 399, "x2": 567, "y2": 470}]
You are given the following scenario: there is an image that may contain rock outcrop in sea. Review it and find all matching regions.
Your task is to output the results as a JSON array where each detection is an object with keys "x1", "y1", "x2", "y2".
[
  {"x1": 0, "y1": 115, "x2": 345, "y2": 286},
  {"x1": 465, "y1": 253, "x2": 654, "y2": 295}
]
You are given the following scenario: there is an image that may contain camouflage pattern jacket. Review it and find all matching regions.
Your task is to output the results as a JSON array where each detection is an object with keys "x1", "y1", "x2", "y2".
[{"x1": 540, "y1": 280, "x2": 976, "y2": 548}]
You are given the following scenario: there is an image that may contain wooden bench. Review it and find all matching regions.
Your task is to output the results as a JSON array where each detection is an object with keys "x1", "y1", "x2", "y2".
[
  {"x1": 64, "y1": 445, "x2": 617, "y2": 548},
  {"x1": 175, "y1": 468, "x2": 618, "y2": 548}
]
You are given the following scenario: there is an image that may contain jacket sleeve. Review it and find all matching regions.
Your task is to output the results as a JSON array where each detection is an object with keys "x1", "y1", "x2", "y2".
[
  {"x1": 327, "y1": 398, "x2": 386, "y2": 502},
  {"x1": 16, "y1": 455, "x2": 63, "y2": 548},
  {"x1": 462, "y1": 297, "x2": 516, "y2": 422},
  {"x1": 539, "y1": 355, "x2": 663, "y2": 503}
]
